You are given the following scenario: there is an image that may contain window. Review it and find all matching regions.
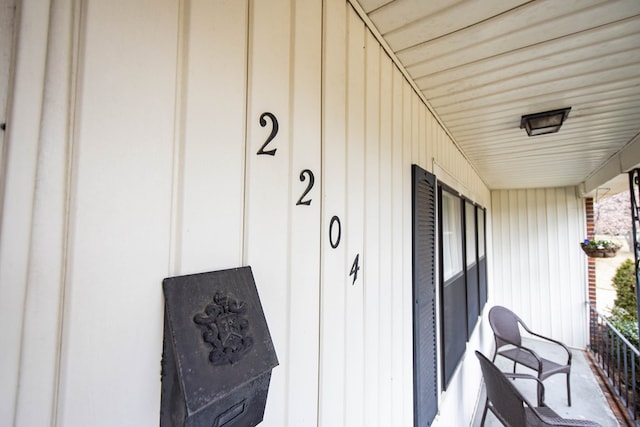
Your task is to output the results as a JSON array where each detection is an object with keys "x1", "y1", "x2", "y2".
[
  {"x1": 465, "y1": 201, "x2": 476, "y2": 267},
  {"x1": 439, "y1": 188, "x2": 488, "y2": 387},
  {"x1": 441, "y1": 190, "x2": 463, "y2": 282},
  {"x1": 414, "y1": 171, "x2": 488, "y2": 392},
  {"x1": 439, "y1": 186, "x2": 466, "y2": 387}
]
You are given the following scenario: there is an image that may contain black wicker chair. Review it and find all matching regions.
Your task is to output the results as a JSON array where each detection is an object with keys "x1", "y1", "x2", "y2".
[
  {"x1": 476, "y1": 351, "x2": 601, "y2": 427},
  {"x1": 489, "y1": 305, "x2": 572, "y2": 406}
]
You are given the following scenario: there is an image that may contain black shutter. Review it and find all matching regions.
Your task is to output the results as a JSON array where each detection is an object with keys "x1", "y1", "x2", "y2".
[{"x1": 412, "y1": 165, "x2": 438, "y2": 427}]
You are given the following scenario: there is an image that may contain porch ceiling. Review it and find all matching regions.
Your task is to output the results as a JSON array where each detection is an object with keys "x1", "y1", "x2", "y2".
[{"x1": 354, "y1": 0, "x2": 640, "y2": 192}]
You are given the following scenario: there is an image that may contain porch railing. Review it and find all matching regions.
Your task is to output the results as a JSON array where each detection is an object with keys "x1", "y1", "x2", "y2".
[{"x1": 589, "y1": 303, "x2": 640, "y2": 425}]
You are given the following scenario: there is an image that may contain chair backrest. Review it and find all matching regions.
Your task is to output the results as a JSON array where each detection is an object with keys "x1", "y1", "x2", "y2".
[
  {"x1": 476, "y1": 350, "x2": 528, "y2": 426},
  {"x1": 489, "y1": 305, "x2": 523, "y2": 348}
]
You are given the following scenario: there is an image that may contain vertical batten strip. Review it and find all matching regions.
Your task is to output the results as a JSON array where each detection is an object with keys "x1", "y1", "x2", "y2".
[
  {"x1": 319, "y1": 0, "x2": 347, "y2": 425},
  {"x1": 287, "y1": 0, "x2": 322, "y2": 424},
  {"x1": 244, "y1": 0, "x2": 294, "y2": 423},
  {"x1": 363, "y1": 29, "x2": 381, "y2": 427},
  {"x1": 377, "y1": 52, "x2": 393, "y2": 427},
  {"x1": 16, "y1": 0, "x2": 75, "y2": 425},
  {"x1": 179, "y1": 0, "x2": 248, "y2": 274},
  {"x1": 345, "y1": 7, "x2": 366, "y2": 427},
  {"x1": 390, "y1": 65, "x2": 403, "y2": 420},
  {"x1": 168, "y1": 0, "x2": 187, "y2": 276},
  {"x1": 0, "y1": 0, "x2": 49, "y2": 422},
  {"x1": 57, "y1": 0, "x2": 180, "y2": 424},
  {"x1": 401, "y1": 78, "x2": 414, "y2": 426}
]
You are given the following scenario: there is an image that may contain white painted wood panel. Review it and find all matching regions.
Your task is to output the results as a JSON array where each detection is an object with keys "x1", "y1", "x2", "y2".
[
  {"x1": 57, "y1": 1, "x2": 180, "y2": 426},
  {"x1": 376, "y1": 51, "x2": 394, "y2": 427},
  {"x1": 0, "y1": 0, "x2": 13, "y2": 177},
  {"x1": 363, "y1": 29, "x2": 381, "y2": 427},
  {"x1": 345, "y1": 9, "x2": 366, "y2": 427},
  {"x1": 244, "y1": 0, "x2": 322, "y2": 425},
  {"x1": 319, "y1": 0, "x2": 348, "y2": 425},
  {"x1": 13, "y1": 1, "x2": 76, "y2": 425},
  {"x1": 176, "y1": 0, "x2": 248, "y2": 274},
  {"x1": 390, "y1": 67, "x2": 405, "y2": 419},
  {"x1": 401, "y1": 77, "x2": 415, "y2": 426},
  {"x1": 244, "y1": 0, "x2": 320, "y2": 426},
  {"x1": 491, "y1": 187, "x2": 588, "y2": 347},
  {"x1": 0, "y1": 1, "x2": 71, "y2": 425},
  {"x1": 285, "y1": 0, "x2": 323, "y2": 425},
  {"x1": 244, "y1": 0, "x2": 292, "y2": 418}
]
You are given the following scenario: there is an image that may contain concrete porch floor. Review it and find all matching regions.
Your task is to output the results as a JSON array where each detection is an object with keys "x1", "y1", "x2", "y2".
[{"x1": 472, "y1": 338, "x2": 626, "y2": 427}]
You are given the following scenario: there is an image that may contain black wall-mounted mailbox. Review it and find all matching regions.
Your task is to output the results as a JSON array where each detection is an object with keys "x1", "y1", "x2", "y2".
[{"x1": 160, "y1": 267, "x2": 278, "y2": 427}]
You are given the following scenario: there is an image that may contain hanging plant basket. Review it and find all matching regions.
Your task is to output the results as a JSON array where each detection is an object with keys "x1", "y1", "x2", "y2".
[{"x1": 580, "y1": 240, "x2": 621, "y2": 258}]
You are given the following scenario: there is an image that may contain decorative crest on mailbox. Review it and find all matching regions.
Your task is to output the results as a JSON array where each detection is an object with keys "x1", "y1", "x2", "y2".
[{"x1": 193, "y1": 291, "x2": 254, "y2": 365}]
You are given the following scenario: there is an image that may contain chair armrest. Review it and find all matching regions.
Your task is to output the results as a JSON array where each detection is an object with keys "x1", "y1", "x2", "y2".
[
  {"x1": 519, "y1": 322, "x2": 572, "y2": 364},
  {"x1": 503, "y1": 372, "x2": 547, "y2": 407},
  {"x1": 504, "y1": 372, "x2": 544, "y2": 383}
]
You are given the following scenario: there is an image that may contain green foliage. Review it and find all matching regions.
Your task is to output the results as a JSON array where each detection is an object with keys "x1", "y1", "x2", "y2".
[
  {"x1": 603, "y1": 248, "x2": 640, "y2": 396},
  {"x1": 612, "y1": 259, "x2": 638, "y2": 318},
  {"x1": 607, "y1": 307, "x2": 638, "y2": 348}
]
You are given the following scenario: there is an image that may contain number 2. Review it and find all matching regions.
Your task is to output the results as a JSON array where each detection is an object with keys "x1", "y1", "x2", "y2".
[
  {"x1": 257, "y1": 112, "x2": 278, "y2": 156},
  {"x1": 296, "y1": 169, "x2": 315, "y2": 206}
]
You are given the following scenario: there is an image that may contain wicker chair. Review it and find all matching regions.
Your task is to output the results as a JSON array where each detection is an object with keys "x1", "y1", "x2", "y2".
[
  {"x1": 476, "y1": 351, "x2": 602, "y2": 427},
  {"x1": 489, "y1": 305, "x2": 572, "y2": 406}
]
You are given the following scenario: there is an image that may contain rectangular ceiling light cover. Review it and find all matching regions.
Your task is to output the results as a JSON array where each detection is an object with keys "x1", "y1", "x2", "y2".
[{"x1": 520, "y1": 107, "x2": 571, "y2": 136}]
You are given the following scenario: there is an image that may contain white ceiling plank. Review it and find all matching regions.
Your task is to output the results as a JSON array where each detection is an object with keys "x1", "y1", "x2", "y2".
[
  {"x1": 433, "y1": 64, "x2": 640, "y2": 114},
  {"x1": 442, "y1": 83, "x2": 640, "y2": 126},
  {"x1": 428, "y1": 50, "x2": 640, "y2": 106},
  {"x1": 368, "y1": 0, "x2": 464, "y2": 35},
  {"x1": 420, "y1": 34, "x2": 640, "y2": 99},
  {"x1": 397, "y1": 0, "x2": 608, "y2": 69},
  {"x1": 357, "y1": 0, "x2": 394, "y2": 13},
  {"x1": 378, "y1": 0, "x2": 526, "y2": 48},
  {"x1": 402, "y1": 0, "x2": 640, "y2": 78},
  {"x1": 416, "y1": 16, "x2": 640, "y2": 91}
]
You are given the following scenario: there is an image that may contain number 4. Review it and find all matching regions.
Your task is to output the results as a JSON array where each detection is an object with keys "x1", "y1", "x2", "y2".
[{"x1": 350, "y1": 254, "x2": 360, "y2": 285}]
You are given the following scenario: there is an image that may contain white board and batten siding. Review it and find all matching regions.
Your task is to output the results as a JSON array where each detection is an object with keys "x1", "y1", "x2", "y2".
[
  {"x1": 0, "y1": 0, "x2": 491, "y2": 426},
  {"x1": 491, "y1": 188, "x2": 588, "y2": 348}
]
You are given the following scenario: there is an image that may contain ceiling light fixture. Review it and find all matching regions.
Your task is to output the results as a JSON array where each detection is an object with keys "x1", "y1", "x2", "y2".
[{"x1": 520, "y1": 107, "x2": 571, "y2": 136}]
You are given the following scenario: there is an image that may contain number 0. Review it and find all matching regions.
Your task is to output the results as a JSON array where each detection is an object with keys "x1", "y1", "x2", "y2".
[{"x1": 329, "y1": 216, "x2": 341, "y2": 249}]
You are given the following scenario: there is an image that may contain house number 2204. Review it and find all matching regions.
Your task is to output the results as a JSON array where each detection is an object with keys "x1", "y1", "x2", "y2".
[{"x1": 256, "y1": 112, "x2": 360, "y2": 285}]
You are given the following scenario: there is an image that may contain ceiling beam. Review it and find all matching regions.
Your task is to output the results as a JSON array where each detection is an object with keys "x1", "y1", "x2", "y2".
[{"x1": 581, "y1": 132, "x2": 640, "y2": 197}]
